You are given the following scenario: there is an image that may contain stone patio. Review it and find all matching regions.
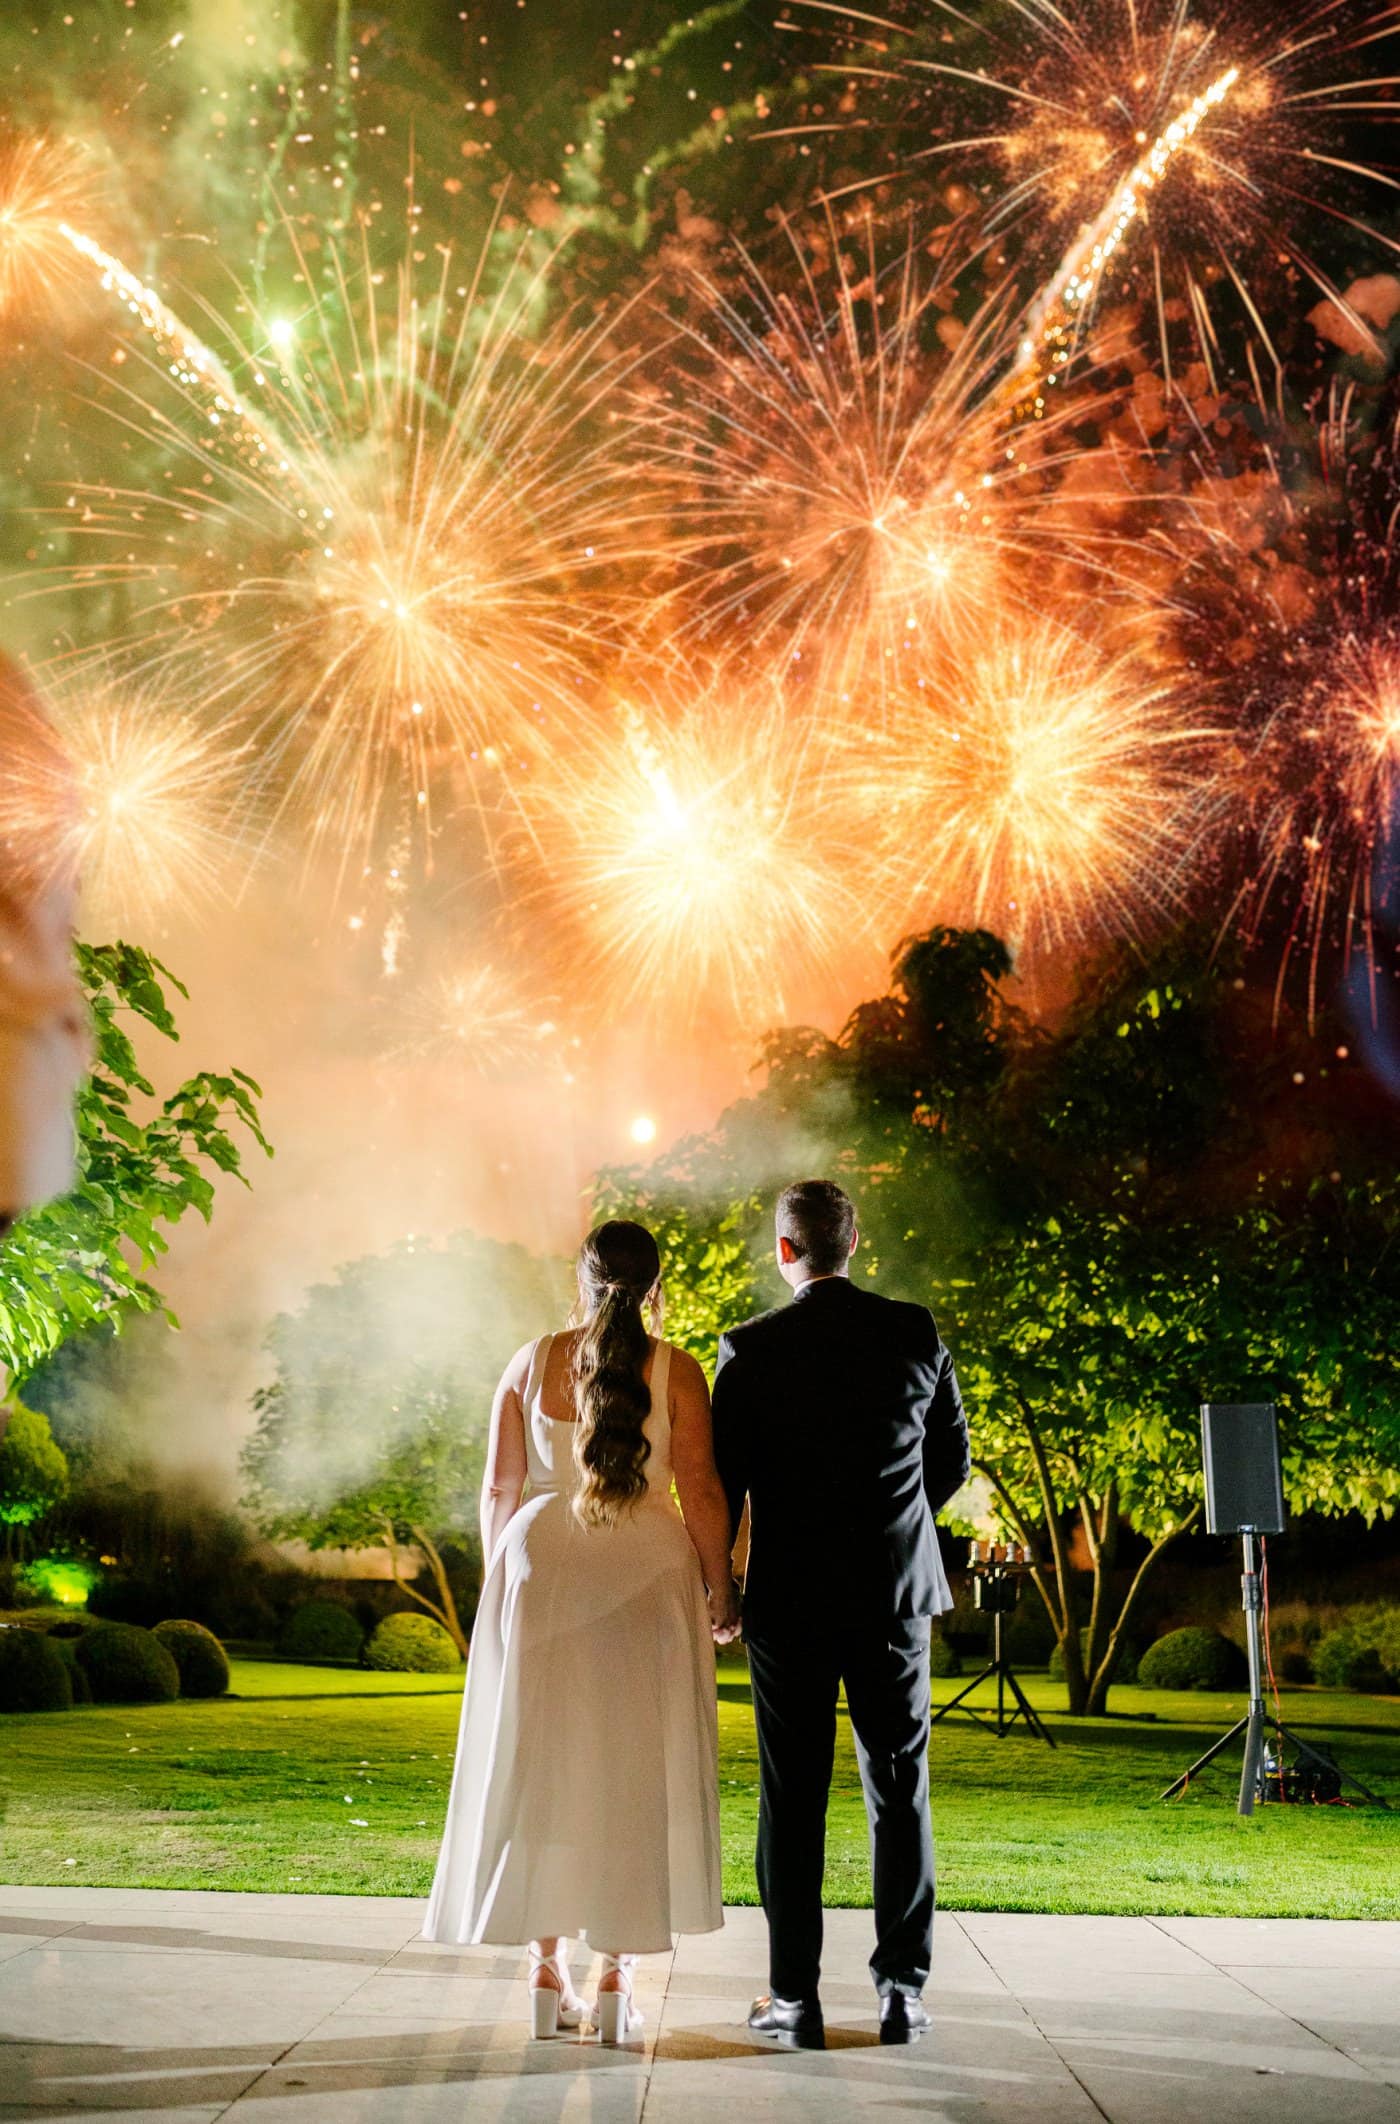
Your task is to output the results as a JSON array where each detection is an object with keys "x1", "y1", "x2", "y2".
[{"x1": 1, "y1": 1890, "x2": 1397, "y2": 2122}]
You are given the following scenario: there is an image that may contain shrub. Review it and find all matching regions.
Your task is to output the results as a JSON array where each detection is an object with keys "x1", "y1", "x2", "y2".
[
  {"x1": 51, "y1": 1636, "x2": 93, "y2": 1703},
  {"x1": 1279, "y1": 1648, "x2": 1314, "y2": 1685},
  {"x1": 363, "y1": 1612, "x2": 459, "y2": 1673},
  {"x1": 1375, "y1": 1609, "x2": 1400, "y2": 1683},
  {"x1": 928, "y1": 1629, "x2": 962, "y2": 1679},
  {"x1": 1048, "y1": 1632, "x2": 1139, "y2": 1686},
  {"x1": 153, "y1": 1619, "x2": 230, "y2": 1699},
  {"x1": 76, "y1": 1622, "x2": 180, "y2": 1704},
  {"x1": 0, "y1": 1624, "x2": 73, "y2": 1711},
  {"x1": 1312, "y1": 1624, "x2": 1387, "y2": 1693},
  {"x1": 1138, "y1": 1626, "x2": 1246, "y2": 1692},
  {"x1": 277, "y1": 1599, "x2": 364, "y2": 1663},
  {"x1": 88, "y1": 1577, "x2": 169, "y2": 1629},
  {"x1": 1005, "y1": 1605, "x2": 1057, "y2": 1666},
  {"x1": 6, "y1": 1606, "x2": 94, "y2": 1635}
]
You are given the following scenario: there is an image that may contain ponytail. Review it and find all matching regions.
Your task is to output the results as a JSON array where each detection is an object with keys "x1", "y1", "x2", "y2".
[{"x1": 570, "y1": 1220, "x2": 662, "y2": 1528}]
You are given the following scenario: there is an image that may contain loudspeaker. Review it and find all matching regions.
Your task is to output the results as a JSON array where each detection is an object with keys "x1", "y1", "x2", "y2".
[{"x1": 1200, "y1": 1404, "x2": 1286, "y2": 1535}]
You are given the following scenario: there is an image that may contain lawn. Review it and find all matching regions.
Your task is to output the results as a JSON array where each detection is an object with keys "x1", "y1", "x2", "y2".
[{"x1": 1, "y1": 1656, "x2": 1398, "y2": 1918}]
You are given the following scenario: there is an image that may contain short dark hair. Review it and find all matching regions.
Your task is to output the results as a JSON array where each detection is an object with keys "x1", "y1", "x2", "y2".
[{"x1": 775, "y1": 1179, "x2": 856, "y2": 1276}]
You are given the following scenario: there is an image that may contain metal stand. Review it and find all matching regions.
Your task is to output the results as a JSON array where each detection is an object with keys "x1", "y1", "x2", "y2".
[
  {"x1": 930, "y1": 1607, "x2": 1056, "y2": 1746},
  {"x1": 1161, "y1": 1531, "x2": 1389, "y2": 1814}
]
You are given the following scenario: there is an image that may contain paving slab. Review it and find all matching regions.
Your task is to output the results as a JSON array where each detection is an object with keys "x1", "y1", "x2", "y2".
[{"x1": 0, "y1": 1892, "x2": 1396, "y2": 2122}]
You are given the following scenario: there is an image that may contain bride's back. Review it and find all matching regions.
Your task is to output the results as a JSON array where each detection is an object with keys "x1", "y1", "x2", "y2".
[{"x1": 524, "y1": 1328, "x2": 674, "y2": 1501}]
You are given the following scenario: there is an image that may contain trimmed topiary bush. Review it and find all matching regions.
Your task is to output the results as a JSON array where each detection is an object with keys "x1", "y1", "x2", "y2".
[
  {"x1": 0, "y1": 1624, "x2": 73, "y2": 1711},
  {"x1": 1138, "y1": 1626, "x2": 1246, "y2": 1692},
  {"x1": 277, "y1": 1599, "x2": 365, "y2": 1664},
  {"x1": 153, "y1": 1619, "x2": 230, "y2": 1699},
  {"x1": 51, "y1": 1636, "x2": 93, "y2": 1703},
  {"x1": 363, "y1": 1612, "x2": 459, "y2": 1673},
  {"x1": 1048, "y1": 1632, "x2": 1139, "y2": 1686},
  {"x1": 928, "y1": 1629, "x2": 962, "y2": 1679},
  {"x1": 76, "y1": 1622, "x2": 180, "y2": 1704}
]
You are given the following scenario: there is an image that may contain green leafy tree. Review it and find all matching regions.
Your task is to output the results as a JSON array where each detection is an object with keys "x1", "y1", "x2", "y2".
[
  {"x1": 609, "y1": 928, "x2": 1400, "y2": 1713},
  {"x1": 0, "y1": 1399, "x2": 68, "y2": 1556},
  {"x1": 0, "y1": 944, "x2": 271, "y2": 1406},
  {"x1": 589, "y1": 1168, "x2": 762, "y2": 1370},
  {"x1": 241, "y1": 1235, "x2": 565, "y2": 1654}
]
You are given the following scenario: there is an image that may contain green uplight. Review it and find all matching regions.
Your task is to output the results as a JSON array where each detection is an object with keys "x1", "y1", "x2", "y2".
[{"x1": 25, "y1": 1556, "x2": 99, "y2": 1608}]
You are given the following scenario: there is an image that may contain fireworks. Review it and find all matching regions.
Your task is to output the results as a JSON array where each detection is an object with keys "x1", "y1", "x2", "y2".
[
  {"x1": 0, "y1": 134, "x2": 95, "y2": 317},
  {"x1": 852, "y1": 615, "x2": 1209, "y2": 950},
  {"x1": 5, "y1": 1, "x2": 1400, "y2": 1037},
  {"x1": 650, "y1": 221, "x2": 1118, "y2": 701},
  {"x1": 0, "y1": 676, "x2": 245, "y2": 927},
  {"x1": 545, "y1": 673, "x2": 876, "y2": 1027},
  {"x1": 387, "y1": 959, "x2": 565, "y2": 1076},
  {"x1": 34, "y1": 226, "x2": 652, "y2": 867},
  {"x1": 793, "y1": 0, "x2": 1400, "y2": 387}
]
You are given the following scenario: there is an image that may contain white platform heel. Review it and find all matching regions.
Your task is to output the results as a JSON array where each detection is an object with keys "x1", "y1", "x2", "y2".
[
  {"x1": 594, "y1": 1955, "x2": 643, "y2": 2044},
  {"x1": 527, "y1": 1946, "x2": 584, "y2": 2040}
]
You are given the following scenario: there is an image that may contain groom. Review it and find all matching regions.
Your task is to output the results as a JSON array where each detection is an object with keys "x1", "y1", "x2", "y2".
[{"x1": 712, "y1": 1179, "x2": 970, "y2": 2050}]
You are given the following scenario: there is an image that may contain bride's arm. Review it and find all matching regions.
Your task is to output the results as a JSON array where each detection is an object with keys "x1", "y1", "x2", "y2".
[
  {"x1": 479, "y1": 1343, "x2": 532, "y2": 1563},
  {"x1": 670, "y1": 1347, "x2": 741, "y2": 1639}
]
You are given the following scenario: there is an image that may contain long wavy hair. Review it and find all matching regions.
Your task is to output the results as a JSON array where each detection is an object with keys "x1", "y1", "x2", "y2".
[{"x1": 569, "y1": 1219, "x2": 662, "y2": 1528}]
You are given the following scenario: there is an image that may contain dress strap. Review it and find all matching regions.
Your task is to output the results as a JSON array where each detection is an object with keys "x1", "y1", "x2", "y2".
[
  {"x1": 650, "y1": 1337, "x2": 672, "y2": 1420},
  {"x1": 522, "y1": 1333, "x2": 553, "y2": 1412}
]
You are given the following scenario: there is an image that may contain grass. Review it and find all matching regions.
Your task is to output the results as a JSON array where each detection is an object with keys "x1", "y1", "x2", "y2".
[{"x1": 1, "y1": 1657, "x2": 1397, "y2": 1917}]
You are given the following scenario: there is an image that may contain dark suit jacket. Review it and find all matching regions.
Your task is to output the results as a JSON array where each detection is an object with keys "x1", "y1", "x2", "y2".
[{"x1": 712, "y1": 1276, "x2": 971, "y2": 1627}]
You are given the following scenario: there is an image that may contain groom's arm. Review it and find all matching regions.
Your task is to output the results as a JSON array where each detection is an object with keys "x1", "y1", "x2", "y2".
[
  {"x1": 710, "y1": 1330, "x2": 750, "y2": 1543},
  {"x1": 918, "y1": 1316, "x2": 971, "y2": 1515}
]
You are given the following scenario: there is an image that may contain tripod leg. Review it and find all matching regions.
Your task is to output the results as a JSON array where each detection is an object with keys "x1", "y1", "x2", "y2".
[
  {"x1": 1237, "y1": 1705, "x2": 1265, "y2": 1818},
  {"x1": 1275, "y1": 1721, "x2": 1392, "y2": 1809},
  {"x1": 1003, "y1": 1663, "x2": 1056, "y2": 1747},
  {"x1": 928, "y1": 1663, "x2": 996, "y2": 1728},
  {"x1": 1160, "y1": 1717, "x2": 1249, "y2": 1801}
]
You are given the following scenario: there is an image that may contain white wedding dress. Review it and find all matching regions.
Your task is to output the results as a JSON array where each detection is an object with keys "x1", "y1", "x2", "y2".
[{"x1": 424, "y1": 1334, "x2": 723, "y2": 1954}]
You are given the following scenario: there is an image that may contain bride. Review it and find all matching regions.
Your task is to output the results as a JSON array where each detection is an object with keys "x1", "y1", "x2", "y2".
[{"x1": 424, "y1": 1218, "x2": 739, "y2": 2043}]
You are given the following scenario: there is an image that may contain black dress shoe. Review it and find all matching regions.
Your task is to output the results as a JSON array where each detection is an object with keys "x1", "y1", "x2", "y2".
[
  {"x1": 879, "y1": 1991, "x2": 931, "y2": 2045},
  {"x1": 748, "y1": 1994, "x2": 826, "y2": 2049}
]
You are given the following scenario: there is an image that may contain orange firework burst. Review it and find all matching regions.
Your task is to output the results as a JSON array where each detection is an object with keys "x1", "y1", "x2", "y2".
[
  {"x1": 849, "y1": 614, "x2": 1210, "y2": 950},
  {"x1": 0, "y1": 132, "x2": 96, "y2": 317},
  {"x1": 650, "y1": 217, "x2": 1119, "y2": 702},
  {"x1": 790, "y1": 0, "x2": 1400, "y2": 388},
  {"x1": 29, "y1": 222, "x2": 654, "y2": 868},
  {"x1": 543, "y1": 668, "x2": 877, "y2": 1027},
  {"x1": 387, "y1": 958, "x2": 567, "y2": 1075},
  {"x1": 0, "y1": 673, "x2": 245, "y2": 926}
]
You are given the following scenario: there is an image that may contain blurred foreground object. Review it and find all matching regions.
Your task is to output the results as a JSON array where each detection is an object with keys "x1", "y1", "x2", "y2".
[{"x1": 0, "y1": 656, "x2": 87, "y2": 1228}]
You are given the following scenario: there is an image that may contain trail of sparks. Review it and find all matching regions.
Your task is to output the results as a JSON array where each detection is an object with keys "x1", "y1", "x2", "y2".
[{"x1": 997, "y1": 67, "x2": 1242, "y2": 424}]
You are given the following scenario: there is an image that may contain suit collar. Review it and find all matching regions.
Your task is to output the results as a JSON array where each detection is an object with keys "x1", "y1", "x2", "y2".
[{"x1": 792, "y1": 1275, "x2": 857, "y2": 1303}]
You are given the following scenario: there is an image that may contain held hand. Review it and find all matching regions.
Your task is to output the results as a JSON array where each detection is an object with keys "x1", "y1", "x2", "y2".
[{"x1": 708, "y1": 1579, "x2": 742, "y2": 1645}]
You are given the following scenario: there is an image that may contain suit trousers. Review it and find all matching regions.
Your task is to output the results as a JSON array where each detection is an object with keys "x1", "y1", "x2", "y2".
[{"x1": 744, "y1": 1615, "x2": 935, "y2": 2002}]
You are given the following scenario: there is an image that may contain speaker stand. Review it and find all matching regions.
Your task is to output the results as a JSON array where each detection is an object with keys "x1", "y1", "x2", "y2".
[
  {"x1": 929, "y1": 1612, "x2": 1056, "y2": 1747},
  {"x1": 1160, "y1": 1531, "x2": 1389, "y2": 1814}
]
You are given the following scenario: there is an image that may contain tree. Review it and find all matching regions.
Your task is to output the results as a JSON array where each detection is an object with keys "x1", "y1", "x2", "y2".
[
  {"x1": 0, "y1": 944, "x2": 272, "y2": 1408},
  {"x1": 608, "y1": 926, "x2": 1400, "y2": 1712},
  {"x1": 0, "y1": 1400, "x2": 68, "y2": 1557},
  {"x1": 241, "y1": 1234, "x2": 564, "y2": 1654},
  {"x1": 590, "y1": 1166, "x2": 761, "y2": 1372}
]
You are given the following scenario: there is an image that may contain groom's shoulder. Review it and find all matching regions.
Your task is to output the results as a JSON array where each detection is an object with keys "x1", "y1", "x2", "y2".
[{"x1": 720, "y1": 1303, "x2": 789, "y2": 1350}]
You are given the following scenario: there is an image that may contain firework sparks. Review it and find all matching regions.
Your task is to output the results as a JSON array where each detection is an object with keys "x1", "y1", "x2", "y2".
[
  {"x1": 546, "y1": 672, "x2": 876, "y2": 1026},
  {"x1": 387, "y1": 959, "x2": 565, "y2": 1075},
  {"x1": 999, "y1": 67, "x2": 1241, "y2": 422},
  {"x1": 30, "y1": 225, "x2": 655, "y2": 868},
  {"x1": 791, "y1": 0, "x2": 1400, "y2": 387},
  {"x1": 0, "y1": 134, "x2": 96, "y2": 316},
  {"x1": 650, "y1": 219, "x2": 1122, "y2": 701},
  {"x1": 849, "y1": 615, "x2": 1209, "y2": 950},
  {"x1": 0, "y1": 676, "x2": 246, "y2": 926}
]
